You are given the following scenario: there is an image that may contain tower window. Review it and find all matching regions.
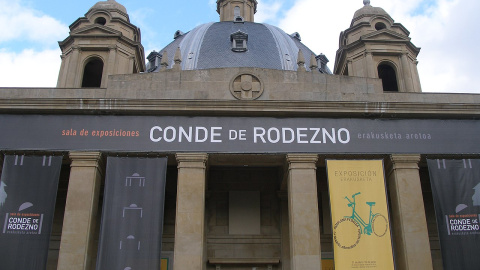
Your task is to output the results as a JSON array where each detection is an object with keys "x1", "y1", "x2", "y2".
[
  {"x1": 378, "y1": 63, "x2": 399, "y2": 92},
  {"x1": 95, "y1": 17, "x2": 107, "y2": 25},
  {"x1": 81, "y1": 58, "x2": 104, "y2": 88},
  {"x1": 233, "y1": 6, "x2": 244, "y2": 22},
  {"x1": 230, "y1": 30, "x2": 248, "y2": 52}
]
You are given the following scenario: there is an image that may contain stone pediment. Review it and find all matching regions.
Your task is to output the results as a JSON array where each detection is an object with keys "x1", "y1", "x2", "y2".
[
  {"x1": 71, "y1": 25, "x2": 122, "y2": 37},
  {"x1": 361, "y1": 30, "x2": 410, "y2": 42}
]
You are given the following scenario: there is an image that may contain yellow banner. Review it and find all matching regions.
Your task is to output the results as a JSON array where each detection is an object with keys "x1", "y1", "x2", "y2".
[
  {"x1": 327, "y1": 160, "x2": 394, "y2": 270},
  {"x1": 160, "y1": 258, "x2": 169, "y2": 270}
]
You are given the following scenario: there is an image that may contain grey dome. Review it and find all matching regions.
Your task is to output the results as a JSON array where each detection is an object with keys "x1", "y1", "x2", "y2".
[{"x1": 149, "y1": 21, "x2": 331, "y2": 74}]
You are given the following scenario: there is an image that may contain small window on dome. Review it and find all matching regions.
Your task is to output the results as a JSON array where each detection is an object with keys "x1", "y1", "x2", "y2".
[
  {"x1": 95, "y1": 17, "x2": 107, "y2": 25},
  {"x1": 230, "y1": 30, "x2": 248, "y2": 52},
  {"x1": 235, "y1": 40, "x2": 244, "y2": 49},
  {"x1": 375, "y1": 22, "x2": 387, "y2": 31}
]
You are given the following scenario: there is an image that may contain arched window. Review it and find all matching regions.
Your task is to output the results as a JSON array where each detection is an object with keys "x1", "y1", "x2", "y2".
[
  {"x1": 81, "y1": 58, "x2": 104, "y2": 88},
  {"x1": 375, "y1": 22, "x2": 387, "y2": 31},
  {"x1": 378, "y1": 63, "x2": 398, "y2": 92},
  {"x1": 95, "y1": 17, "x2": 107, "y2": 25}
]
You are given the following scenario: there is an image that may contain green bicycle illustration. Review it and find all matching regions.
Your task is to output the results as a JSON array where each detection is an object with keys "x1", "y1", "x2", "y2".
[{"x1": 333, "y1": 192, "x2": 388, "y2": 249}]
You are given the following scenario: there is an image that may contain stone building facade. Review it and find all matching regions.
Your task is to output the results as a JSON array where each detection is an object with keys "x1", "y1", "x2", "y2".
[{"x1": 0, "y1": 0, "x2": 479, "y2": 270}]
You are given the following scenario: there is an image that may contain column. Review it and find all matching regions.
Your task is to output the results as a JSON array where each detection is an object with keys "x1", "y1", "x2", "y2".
[
  {"x1": 173, "y1": 153, "x2": 208, "y2": 270},
  {"x1": 279, "y1": 191, "x2": 291, "y2": 270},
  {"x1": 386, "y1": 155, "x2": 433, "y2": 270},
  {"x1": 58, "y1": 152, "x2": 104, "y2": 270},
  {"x1": 286, "y1": 154, "x2": 321, "y2": 270}
]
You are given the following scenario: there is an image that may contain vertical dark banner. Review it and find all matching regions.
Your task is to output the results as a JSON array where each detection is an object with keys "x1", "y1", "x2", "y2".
[
  {"x1": 427, "y1": 159, "x2": 480, "y2": 270},
  {"x1": 96, "y1": 157, "x2": 168, "y2": 270},
  {"x1": 0, "y1": 155, "x2": 62, "y2": 270}
]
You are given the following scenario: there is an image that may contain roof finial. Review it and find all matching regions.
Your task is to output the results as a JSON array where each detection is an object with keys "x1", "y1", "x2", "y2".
[
  {"x1": 363, "y1": 0, "x2": 371, "y2": 6},
  {"x1": 160, "y1": 51, "x2": 169, "y2": 71},
  {"x1": 297, "y1": 50, "x2": 306, "y2": 72},
  {"x1": 173, "y1": 47, "x2": 183, "y2": 71},
  {"x1": 309, "y1": 53, "x2": 318, "y2": 71}
]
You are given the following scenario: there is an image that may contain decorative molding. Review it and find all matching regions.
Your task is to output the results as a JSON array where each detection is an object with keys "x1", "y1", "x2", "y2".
[
  {"x1": 385, "y1": 154, "x2": 421, "y2": 176},
  {"x1": 286, "y1": 154, "x2": 318, "y2": 170},
  {"x1": 230, "y1": 73, "x2": 264, "y2": 100},
  {"x1": 176, "y1": 153, "x2": 208, "y2": 169},
  {"x1": 69, "y1": 151, "x2": 105, "y2": 175}
]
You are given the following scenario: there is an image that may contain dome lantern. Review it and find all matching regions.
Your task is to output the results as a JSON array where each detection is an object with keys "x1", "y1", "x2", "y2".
[
  {"x1": 87, "y1": 0, "x2": 129, "y2": 22},
  {"x1": 217, "y1": 0, "x2": 258, "y2": 22}
]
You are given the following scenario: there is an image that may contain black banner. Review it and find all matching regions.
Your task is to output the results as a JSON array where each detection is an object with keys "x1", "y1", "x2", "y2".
[
  {"x1": 96, "y1": 157, "x2": 168, "y2": 270},
  {"x1": 0, "y1": 155, "x2": 62, "y2": 270},
  {"x1": 0, "y1": 115, "x2": 479, "y2": 154},
  {"x1": 427, "y1": 159, "x2": 480, "y2": 270}
]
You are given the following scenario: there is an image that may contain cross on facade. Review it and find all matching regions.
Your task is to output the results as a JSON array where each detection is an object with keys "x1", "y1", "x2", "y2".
[{"x1": 232, "y1": 74, "x2": 261, "y2": 99}]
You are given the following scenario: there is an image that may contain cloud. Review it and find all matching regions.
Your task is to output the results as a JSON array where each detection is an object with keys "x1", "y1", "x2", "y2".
[
  {"x1": 0, "y1": 0, "x2": 67, "y2": 87},
  {"x1": 130, "y1": 7, "x2": 159, "y2": 53},
  {"x1": 256, "y1": 0, "x2": 284, "y2": 23},
  {"x1": 0, "y1": 0, "x2": 68, "y2": 45},
  {"x1": 277, "y1": 0, "x2": 479, "y2": 93},
  {"x1": 0, "y1": 49, "x2": 61, "y2": 87},
  {"x1": 278, "y1": 0, "x2": 358, "y2": 64}
]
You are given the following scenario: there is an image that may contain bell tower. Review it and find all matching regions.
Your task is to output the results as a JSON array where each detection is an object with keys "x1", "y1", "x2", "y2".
[
  {"x1": 217, "y1": 0, "x2": 258, "y2": 22},
  {"x1": 57, "y1": 0, "x2": 145, "y2": 88},
  {"x1": 334, "y1": 0, "x2": 422, "y2": 92}
]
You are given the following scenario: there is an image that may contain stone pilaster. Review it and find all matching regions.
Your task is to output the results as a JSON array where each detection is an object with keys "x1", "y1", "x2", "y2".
[
  {"x1": 365, "y1": 51, "x2": 375, "y2": 78},
  {"x1": 106, "y1": 45, "x2": 118, "y2": 87},
  {"x1": 386, "y1": 154, "x2": 433, "y2": 270},
  {"x1": 58, "y1": 152, "x2": 104, "y2": 270},
  {"x1": 286, "y1": 154, "x2": 321, "y2": 270},
  {"x1": 347, "y1": 59, "x2": 354, "y2": 76},
  {"x1": 68, "y1": 46, "x2": 81, "y2": 88},
  {"x1": 173, "y1": 153, "x2": 208, "y2": 270},
  {"x1": 401, "y1": 53, "x2": 414, "y2": 92},
  {"x1": 57, "y1": 54, "x2": 67, "y2": 88}
]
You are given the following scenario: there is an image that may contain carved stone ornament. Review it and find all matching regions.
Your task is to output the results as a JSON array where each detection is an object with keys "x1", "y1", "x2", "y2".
[{"x1": 230, "y1": 73, "x2": 264, "y2": 100}]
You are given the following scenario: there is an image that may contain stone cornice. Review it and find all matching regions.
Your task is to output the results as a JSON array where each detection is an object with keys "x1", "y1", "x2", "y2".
[{"x1": 0, "y1": 98, "x2": 479, "y2": 119}]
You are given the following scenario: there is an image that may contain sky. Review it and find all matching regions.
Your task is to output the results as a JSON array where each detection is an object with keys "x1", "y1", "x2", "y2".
[{"x1": 0, "y1": 0, "x2": 478, "y2": 93}]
